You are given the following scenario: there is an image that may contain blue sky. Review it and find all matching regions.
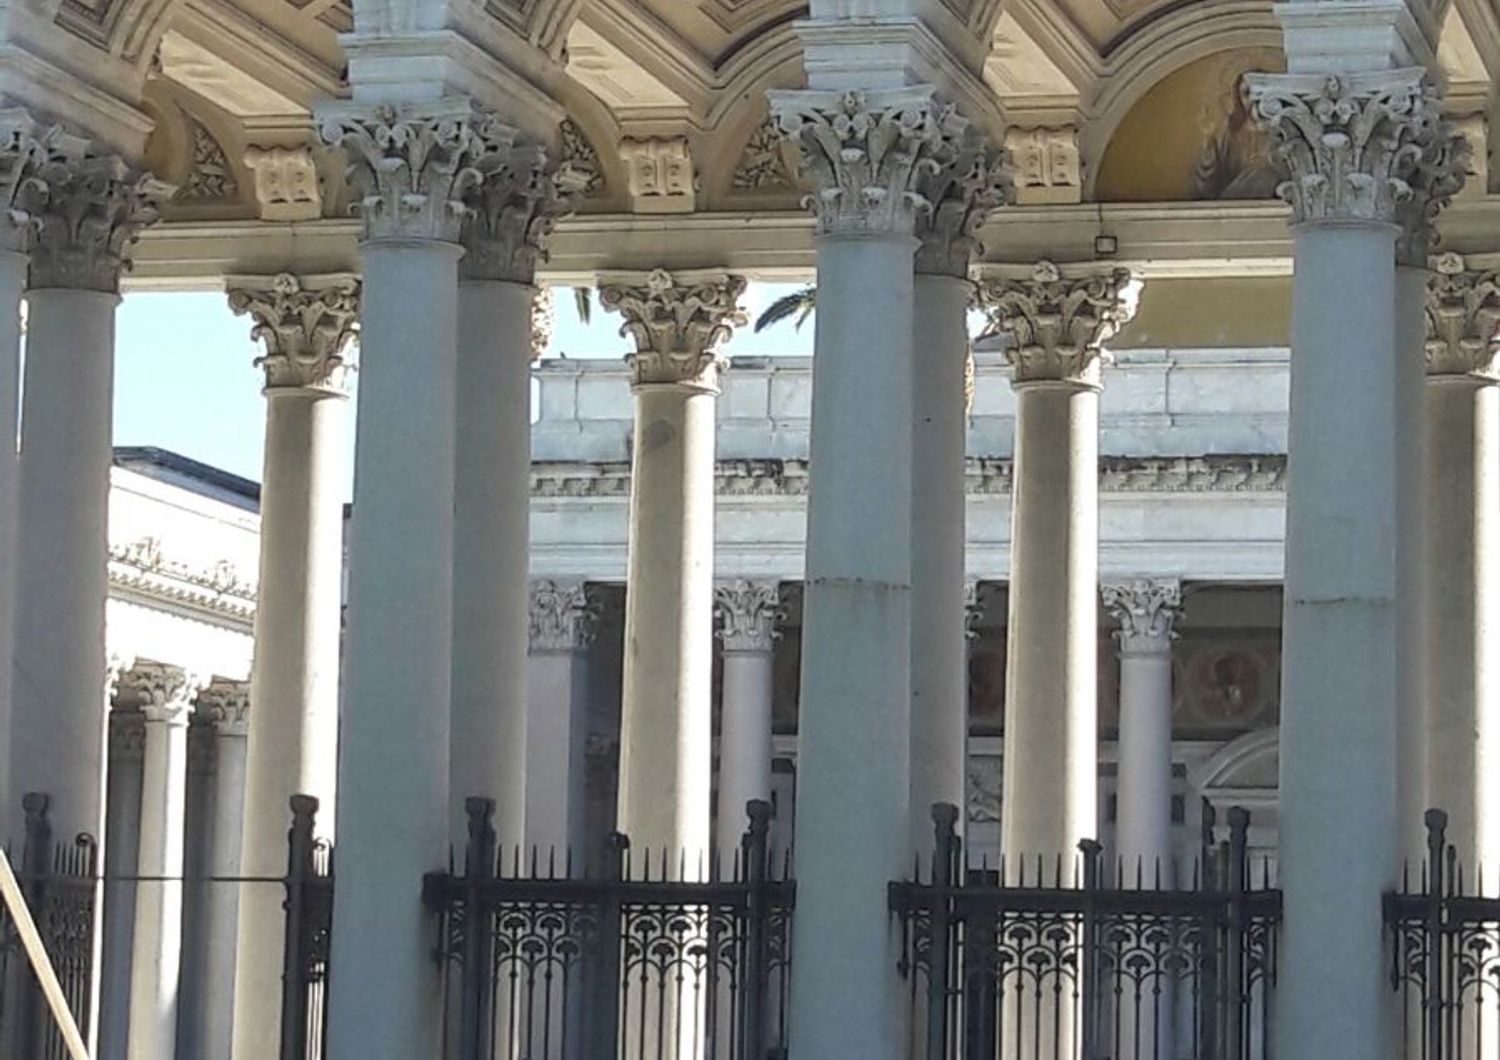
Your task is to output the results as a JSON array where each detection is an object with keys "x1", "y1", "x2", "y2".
[{"x1": 112, "y1": 282, "x2": 816, "y2": 490}]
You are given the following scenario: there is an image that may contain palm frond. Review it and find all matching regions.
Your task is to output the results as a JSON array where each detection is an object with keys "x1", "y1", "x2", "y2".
[
  {"x1": 754, "y1": 287, "x2": 817, "y2": 333},
  {"x1": 573, "y1": 286, "x2": 594, "y2": 325}
]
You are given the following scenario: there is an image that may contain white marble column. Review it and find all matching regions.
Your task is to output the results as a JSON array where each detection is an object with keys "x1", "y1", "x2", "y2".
[
  {"x1": 125, "y1": 663, "x2": 202, "y2": 1060},
  {"x1": 100, "y1": 677, "x2": 143, "y2": 1060},
  {"x1": 524, "y1": 580, "x2": 599, "y2": 857},
  {"x1": 11, "y1": 144, "x2": 164, "y2": 847},
  {"x1": 979, "y1": 262, "x2": 1137, "y2": 869},
  {"x1": 1421, "y1": 253, "x2": 1500, "y2": 868},
  {"x1": 225, "y1": 272, "x2": 357, "y2": 1060},
  {"x1": 768, "y1": 86, "x2": 955, "y2": 1060},
  {"x1": 452, "y1": 144, "x2": 578, "y2": 848},
  {"x1": 1102, "y1": 579, "x2": 1182, "y2": 879},
  {"x1": 600, "y1": 269, "x2": 746, "y2": 866},
  {"x1": 317, "y1": 102, "x2": 489, "y2": 1059},
  {"x1": 1247, "y1": 57, "x2": 1445, "y2": 1058},
  {"x1": 713, "y1": 581, "x2": 779, "y2": 866},
  {"x1": 197, "y1": 681, "x2": 249, "y2": 1060},
  {"x1": 908, "y1": 140, "x2": 1007, "y2": 855}
]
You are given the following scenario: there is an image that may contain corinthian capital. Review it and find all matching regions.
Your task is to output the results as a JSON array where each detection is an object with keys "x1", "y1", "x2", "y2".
[
  {"x1": 715, "y1": 581, "x2": 780, "y2": 653},
  {"x1": 124, "y1": 661, "x2": 206, "y2": 726},
  {"x1": 26, "y1": 145, "x2": 171, "y2": 292},
  {"x1": 529, "y1": 579, "x2": 600, "y2": 653},
  {"x1": 769, "y1": 87, "x2": 966, "y2": 237},
  {"x1": 196, "y1": 680, "x2": 250, "y2": 737},
  {"x1": 915, "y1": 119, "x2": 1012, "y2": 277},
  {"x1": 1102, "y1": 579, "x2": 1183, "y2": 656},
  {"x1": 1426, "y1": 253, "x2": 1500, "y2": 381},
  {"x1": 0, "y1": 111, "x2": 63, "y2": 254},
  {"x1": 227, "y1": 273, "x2": 361, "y2": 391},
  {"x1": 978, "y1": 261, "x2": 1139, "y2": 390},
  {"x1": 320, "y1": 101, "x2": 493, "y2": 244},
  {"x1": 598, "y1": 269, "x2": 747, "y2": 390},
  {"x1": 1396, "y1": 129, "x2": 1470, "y2": 266},
  {"x1": 461, "y1": 132, "x2": 583, "y2": 283},
  {"x1": 1245, "y1": 69, "x2": 1439, "y2": 226}
]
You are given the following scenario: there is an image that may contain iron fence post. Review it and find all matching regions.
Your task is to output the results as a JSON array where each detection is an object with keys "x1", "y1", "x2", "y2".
[
  {"x1": 587, "y1": 833, "x2": 628, "y2": 1060},
  {"x1": 280, "y1": 794, "x2": 318, "y2": 1060},
  {"x1": 1079, "y1": 838, "x2": 1103, "y2": 1060},
  {"x1": 16, "y1": 792, "x2": 52, "y2": 1060},
  {"x1": 1424, "y1": 808, "x2": 1448, "y2": 1060},
  {"x1": 459, "y1": 798, "x2": 498, "y2": 1060},
  {"x1": 741, "y1": 800, "x2": 773, "y2": 1060},
  {"x1": 926, "y1": 804, "x2": 960, "y2": 1060},
  {"x1": 1224, "y1": 808, "x2": 1249, "y2": 1060},
  {"x1": 1199, "y1": 803, "x2": 1220, "y2": 1060}
]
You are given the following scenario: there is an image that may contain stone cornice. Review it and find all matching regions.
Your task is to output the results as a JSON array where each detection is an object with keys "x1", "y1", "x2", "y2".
[
  {"x1": 598, "y1": 268, "x2": 747, "y2": 390},
  {"x1": 226, "y1": 272, "x2": 361, "y2": 392},
  {"x1": 529, "y1": 455, "x2": 1288, "y2": 499},
  {"x1": 1102, "y1": 578, "x2": 1183, "y2": 656},
  {"x1": 977, "y1": 260, "x2": 1139, "y2": 390},
  {"x1": 1425, "y1": 252, "x2": 1500, "y2": 380},
  {"x1": 714, "y1": 580, "x2": 780, "y2": 653},
  {"x1": 769, "y1": 86, "x2": 965, "y2": 238},
  {"x1": 108, "y1": 536, "x2": 257, "y2": 624},
  {"x1": 1245, "y1": 68, "x2": 1439, "y2": 227}
]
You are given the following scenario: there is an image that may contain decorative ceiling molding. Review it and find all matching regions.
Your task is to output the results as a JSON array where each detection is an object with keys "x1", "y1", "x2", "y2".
[
  {"x1": 730, "y1": 114, "x2": 795, "y2": 191},
  {"x1": 175, "y1": 117, "x2": 238, "y2": 201}
]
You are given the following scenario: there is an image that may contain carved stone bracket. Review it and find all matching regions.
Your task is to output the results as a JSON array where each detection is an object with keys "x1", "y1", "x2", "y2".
[
  {"x1": 24, "y1": 137, "x2": 172, "y2": 292},
  {"x1": 769, "y1": 87, "x2": 967, "y2": 237},
  {"x1": 1425, "y1": 253, "x2": 1500, "y2": 381},
  {"x1": 1002, "y1": 126, "x2": 1081, "y2": 206},
  {"x1": 320, "y1": 102, "x2": 495, "y2": 244},
  {"x1": 977, "y1": 261, "x2": 1139, "y2": 389},
  {"x1": 529, "y1": 579, "x2": 600, "y2": 653},
  {"x1": 243, "y1": 145, "x2": 323, "y2": 222},
  {"x1": 620, "y1": 136, "x2": 696, "y2": 213},
  {"x1": 1102, "y1": 579, "x2": 1184, "y2": 656},
  {"x1": 714, "y1": 580, "x2": 780, "y2": 653},
  {"x1": 598, "y1": 268, "x2": 747, "y2": 390},
  {"x1": 915, "y1": 116, "x2": 1012, "y2": 278},
  {"x1": 197, "y1": 680, "x2": 251, "y2": 738},
  {"x1": 1245, "y1": 69, "x2": 1440, "y2": 226},
  {"x1": 227, "y1": 272, "x2": 361, "y2": 391},
  {"x1": 461, "y1": 130, "x2": 583, "y2": 283}
]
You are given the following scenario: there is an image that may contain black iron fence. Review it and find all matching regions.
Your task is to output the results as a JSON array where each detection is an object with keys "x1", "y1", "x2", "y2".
[
  {"x1": 1386, "y1": 808, "x2": 1500, "y2": 1060},
  {"x1": 281, "y1": 794, "x2": 335, "y2": 1060},
  {"x1": 891, "y1": 803, "x2": 1282, "y2": 1060},
  {"x1": 424, "y1": 798, "x2": 795, "y2": 1060}
]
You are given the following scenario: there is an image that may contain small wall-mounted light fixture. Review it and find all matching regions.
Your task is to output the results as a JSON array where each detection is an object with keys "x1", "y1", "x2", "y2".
[{"x1": 1094, "y1": 233, "x2": 1119, "y2": 258}]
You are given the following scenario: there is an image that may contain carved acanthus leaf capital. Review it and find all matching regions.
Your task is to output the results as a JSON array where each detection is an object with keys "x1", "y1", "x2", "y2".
[
  {"x1": 124, "y1": 661, "x2": 207, "y2": 726},
  {"x1": 25, "y1": 141, "x2": 172, "y2": 292},
  {"x1": 529, "y1": 579, "x2": 599, "y2": 653},
  {"x1": 978, "y1": 261, "x2": 1139, "y2": 389},
  {"x1": 1425, "y1": 253, "x2": 1500, "y2": 380},
  {"x1": 1245, "y1": 69, "x2": 1439, "y2": 226},
  {"x1": 196, "y1": 680, "x2": 250, "y2": 737},
  {"x1": 461, "y1": 131, "x2": 583, "y2": 282},
  {"x1": 715, "y1": 581, "x2": 780, "y2": 653},
  {"x1": 598, "y1": 269, "x2": 747, "y2": 389},
  {"x1": 914, "y1": 118, "x2": 1012, "y2": 277},
  {"x1": 227, "y1": 272, "x2": 361, "y2": 391},
  {"x1": 1396, "y1": 128, "x2": 1470, "y2": 265},
  {"x1": 1102, "y1": 579, "x2": 1183, "y2": 655},
  {"x1": 320, "y1": 102, "x2": 493, "y2": 244},
  {"x1": 769, "y1": 87, "x2": 965, "y2": 237}
]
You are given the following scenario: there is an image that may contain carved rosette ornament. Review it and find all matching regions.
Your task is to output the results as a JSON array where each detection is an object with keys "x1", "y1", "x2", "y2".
[
  {"x1": 915, "y1": 120, "x2": 1012, "y2": 278},
  {"x1": 460, "y1": 131, "x2": 584, "y2": 283},
  {"x1": 124, "y1": 661, "x2": 205, "y2": 727},
  {"x1": 1425, "y1": 253, "x2": 1500, "y2": 381},
  {"x1": 25, "y1": 147, "x2": 171, "y2": 293},
  {"x1": 197, "y1": 681, "x2": 251, "y2": 738},
  {"x1": 714, "y1": 581, "x2": 780, "y2": 653},
  {"x1": 769, "y1": 87, "x2": 965, "y2": 236},
  {"x1": 1244, "y1": 69, "x2": 1439, "y2": 226},
  {"x1": 978, "y1": 261, "x2": 1139, "y2": 389},
  {"x1": 320, "y1": 103, "x2": 492, "y2": 244},
  {"x1": 598, "y1": 269, "x2": 748, "y2": 390},
  {"x1": 1102, "y1": 579, "x2": 1183, "y2": 656},
  {"x1": 226, "y1": 272, "x2": 361, "y2": 391},
  {"x1": 528, "y1": 579, "x2": 600, "y2": 653}
]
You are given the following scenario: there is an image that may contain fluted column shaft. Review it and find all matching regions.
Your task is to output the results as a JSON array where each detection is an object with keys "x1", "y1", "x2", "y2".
[
  {"x1": 602, "y1": 270, "x2": 746, "y2": 865},
  {"x1": 227, "y1": 273, "x2": 356, "y2": 1060},
  {"x1": 318, "y1": 102, "x2": 484, "y2": 1059},
  {"x1": 1421, "y1": 255, "x2": 1500, "y2": 869},
  {"x1": 981, "y1": 262, "x2": 1137, "y2": 871},
  {"x1": 199, "y1": 684, "x2": 249, "y2": 1060},
  {"x1": 452, "y1": 148, "x2": 575, "y2": 847},
  {"x1": 126, "y1": 665, "x2": 200, "y2": 1060},
  {"x1": 1248, "y1": 60, "x2": 1452, "y2": 1059},
  {"x1": 714, "y1": 582, "x2": 779, "y2": 865},
  {"x1": 524, "y1": 580, "x2": 598, "y2": 856}
]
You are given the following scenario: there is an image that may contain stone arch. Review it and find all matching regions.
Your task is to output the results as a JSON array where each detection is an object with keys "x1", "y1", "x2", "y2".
[
  {"x1": 700, "y1": 34, "x2": 805, "y2": 209},
  {"x1": 1189, "y1": 726, "x2": 1279, "y2": 821}
]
